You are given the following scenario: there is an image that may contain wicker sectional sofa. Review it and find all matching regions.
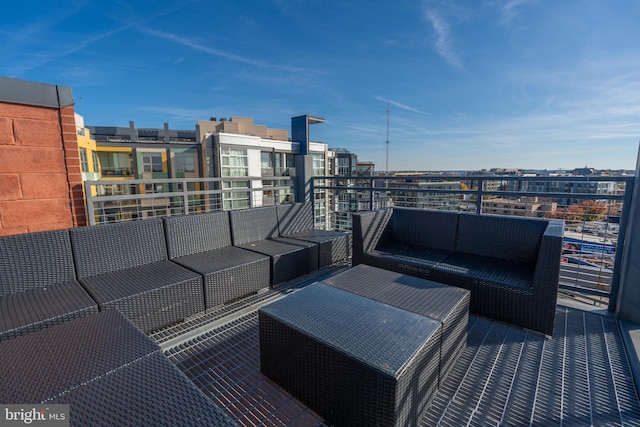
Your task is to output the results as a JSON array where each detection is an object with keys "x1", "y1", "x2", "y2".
[
  {"x1": 0, "y1": 204, "x2": 349, "y2": 425},
  {"x1": 1, "y1": 204, "x2": 348, "y2": 341},
  {"x1": 352, "y1": 207, "x2": 564, "y2": 335}
]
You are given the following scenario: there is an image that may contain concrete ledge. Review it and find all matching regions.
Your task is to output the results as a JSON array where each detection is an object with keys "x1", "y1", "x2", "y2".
[{"x1": 0, "y1": 76, "x2": 73, "y2": 109}]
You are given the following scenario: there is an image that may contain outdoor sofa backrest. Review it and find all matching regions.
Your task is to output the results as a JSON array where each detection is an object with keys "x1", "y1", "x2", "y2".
[
  {"x1": 229, "y1": 206, "x2": 280, "y2": 245},
  {"x1": 163, "y1": 211, "x2": 233, "y2": 259},
  {"x1": 276, "y1": 202, "x2": 314, "y2": 235},
  {"x1": 390, "y1": 208, "x2": 459, "y2": 252},
  {"x1": 70, "y1": 218, "x2": 168, "y2": 278},
  {"x1": 455, "y1": 213, "x2": 548, "y2": 264},
  {"x1": 0, "y1": 229, "x2": 77, "y2": 295}
]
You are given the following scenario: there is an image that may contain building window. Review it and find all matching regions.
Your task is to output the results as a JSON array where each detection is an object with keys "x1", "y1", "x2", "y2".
[
  {"x1": 261, "y1": 152, "x2": 272, "y2": 168},
  {"x1": 221, "y1": 148, "x2": 248, "y2": 177},
  {"x1": 286, "y1": 153, "x2": 295, "y2": 168},
  {"x1": 261, "y1": 151, "x2": 274, "y2": 176},
  {"x1": 98, "y1": 152, "x2": 131, "y2": 176},
  {"x1": 142, "y1": 154, "x2": 163, "y2": 172},
  {"x1": 311, "y1": 153, "x2": 325, "y2": 176},
  {"x1": 91, "y1": 151, "x2": 100, "y2": 173},
  {"x1": 80, "y1": 148, "x2": 89, "y2": 173},
  {"x1": 175, "y1": 154, "x2": 196, "y2": 173},
  {"x1": 222, "y1": 180, "x2": 250, "y2": 210},
  {"x1": 144, "y1": 183, "x2": 164, "y2": 193},
  {"x1": 337, "y1": 157, "x2": 350, "y2": 176}
]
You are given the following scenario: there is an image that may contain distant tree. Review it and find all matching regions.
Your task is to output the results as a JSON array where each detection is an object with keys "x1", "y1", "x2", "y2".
[{"x1": 547, "y1": 200, "x2": 609, "y2": 221}]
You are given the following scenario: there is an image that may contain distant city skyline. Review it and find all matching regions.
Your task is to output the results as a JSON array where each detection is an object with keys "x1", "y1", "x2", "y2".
[{"x1": 2, "y1": 1, "x2": 639, "y2": 171}]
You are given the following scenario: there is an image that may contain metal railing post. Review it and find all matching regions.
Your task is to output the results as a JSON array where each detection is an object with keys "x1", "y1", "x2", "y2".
[
  {"x1": 476, "y1": 178, "x2": 484, "y2": 214},
  {"x1": 369, "y1": 177, "x2": 374, "y2": 211},
  {"x1": 182, "y1": 179, "x2": 189, "y2": 215},
  {"x1": 609, "y1": 176, "x2": 635, "y2": 313},
  {"x1": 84, "y1": 181, "x2": 96, "y2": 226}
]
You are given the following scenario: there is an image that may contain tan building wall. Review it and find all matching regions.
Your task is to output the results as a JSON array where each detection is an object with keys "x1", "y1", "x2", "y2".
[
  {"x1": 0, "y1": 78, "x2": 85, "y2": 236},
  {"x1": 197, "y1": 116, "x2": 289, "y2": 142},
  {"x1": 482, "y1": 197, "x2": 557, "y2": 217}
]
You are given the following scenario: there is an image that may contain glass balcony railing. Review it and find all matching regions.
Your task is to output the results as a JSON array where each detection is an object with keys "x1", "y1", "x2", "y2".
[{"x1": 84, "y1": 176, "x2": 295, "y2": 226}]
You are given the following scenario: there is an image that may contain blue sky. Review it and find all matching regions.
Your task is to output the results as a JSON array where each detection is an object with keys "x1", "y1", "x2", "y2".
[{"x1": 2, "y1": 0, "x2": 639, "y2": 171}]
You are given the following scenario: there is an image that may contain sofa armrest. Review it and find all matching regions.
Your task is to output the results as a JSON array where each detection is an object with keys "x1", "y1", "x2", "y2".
[
  {"x1": 532, "y1": 219, "x2": 564, "y2": 294},
  {"x1": 352, "y1": 209, "x2": 393, "y2": 265}
]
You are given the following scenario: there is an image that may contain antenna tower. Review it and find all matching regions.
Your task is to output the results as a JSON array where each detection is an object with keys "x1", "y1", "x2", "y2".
[{"x1": 385, "y1": 103, "x2": 390, "y2": 173}]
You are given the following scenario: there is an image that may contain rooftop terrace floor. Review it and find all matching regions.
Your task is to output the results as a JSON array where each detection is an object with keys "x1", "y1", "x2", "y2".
[{"x1": 151, "y1": 266, "x2": 640, "y2": 426}]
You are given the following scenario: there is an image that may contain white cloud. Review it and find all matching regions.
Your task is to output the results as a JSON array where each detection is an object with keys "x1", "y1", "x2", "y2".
[
  {"x1": 422, "y1": 8, "x2": 463, "y2": 69},
  {"x1": 3, "y1": 25, "x2": 131, "y2": 77},
  {"x1": 374, "y1": 96, "x2": 431, "y2": 116},
  {"x1": 500, "y1": 0, "x2": 537, "y2": 26},
  {"x1": 139, "y1": 27, "x2": 302, "y2": 72}
]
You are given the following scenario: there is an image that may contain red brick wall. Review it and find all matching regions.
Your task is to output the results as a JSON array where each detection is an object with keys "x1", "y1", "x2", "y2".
[{"x1": 0, "y1": 101, "x2": 86, "y2": 236}]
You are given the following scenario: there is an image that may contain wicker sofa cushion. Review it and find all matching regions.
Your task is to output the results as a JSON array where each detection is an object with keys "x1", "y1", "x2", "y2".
[
  {"x1": 456, "y1": 213, "x2": 547, "y2": 264},
  {"x1": 0, "y1": 229, "x2": 76, "y2": 295},
  {"x1": 0, "y1": 280, "x2": 98, "y2": 342}
]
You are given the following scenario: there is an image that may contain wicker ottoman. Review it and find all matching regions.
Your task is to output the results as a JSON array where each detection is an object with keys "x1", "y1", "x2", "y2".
[
  {"x1": 259, "y1": 282, "x2": 441, "y2": 427},
  {"x1": 323, "y1": 264, "x2": 470, "y2": 386}
]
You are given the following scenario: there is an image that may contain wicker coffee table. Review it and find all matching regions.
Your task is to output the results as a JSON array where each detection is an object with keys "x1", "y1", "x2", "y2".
[
  {"x1": 259, "y1": 282, "x2": 443, "y2": 427},
  {"x1": 323, "y1": 264, "x2": 470, "y2": 386}
]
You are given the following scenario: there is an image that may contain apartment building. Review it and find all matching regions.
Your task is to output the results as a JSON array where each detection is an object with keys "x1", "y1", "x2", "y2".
[
  {"x1": 196, "y1": 115, "x2": 330, "y2": 212},
  {"x1": 389, "y1": 179, "x2": 463, "y2": 210},
  {"x1": 504, "y1": 179, "x2": 616, "y2": 205},
  {"x1": 88, "y1": 122, "x2": 201, "y2": 181},
  {"x1": 82, "y1": 122, "x2": 203, "y2": 221},
  {"x1": 482, "y1": 196, "x2": 557, "y2": 217}
]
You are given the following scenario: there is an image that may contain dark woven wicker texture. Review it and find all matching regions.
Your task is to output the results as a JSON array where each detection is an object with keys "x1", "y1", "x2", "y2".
[
  {"x1": 163, "y1": 211, "x2": 233, "y2": 258},
  {"x1": 49, "y1": 353, "x2": 238, "y2": 427},
  {"x1": 456, "y1": 212, "x2": 548, "y2": 263},
  {"x1": 229, "y1": 206, "x2": 280, "y2": 245},
  {"x1": 276, "y1": 202, "x2": 314, "y2": 234},
  {"x1": 79, "y1": 261, "x2": 204, "y2": 333},
  {"x1": 324, "y1": 264, "x2": 470, "y2": 387},
  {"x1": 433, "y1": 220, "x2": 564, "y2": 335},
  {"x1": 70, "y1": 218, "x2": 168, "y2": 278},
  {"x1": 238, "y1": 238, "x2": 317, "y2": 284},
  {"x1": 0, "y1": 229, "x2": 99, "y2": 341},
  {"x1": 172, "y1": 245, "x2": 270, "y2": 308},
  {"x1": 0, "y1": 229, "x2": 76, "y2": 294},
  {"x1": 0, "y1": 280, "x2": 98, "y2": 342},
  {"x1": 277, "y1": 202, "x2": 350, "y2": 267},
  {"x1": 364, "y1": 242, "x2": 451, "y2": 278},
  {"x1": 230, "y1": 206, "x2": 319, "y2": 285},
  {"x1": 285, "y1": 228, "x2": 350, "y2": 267},
  {"x1": 259, "y1": 283, "x2": 441, "y2": 426},
  {"x1": 435, "y1": 252, "x2": 535, "y2": 290},
  {"x1": 0, "y1": 310, "x2": 159, "y2": 404},
  {"x1": 352, "y1": 208, "x2": 394, "y2": 265},
  {"x1": 164, "y1": 212, "x2": 271, "y2": 308},
  {"x1": 352, "y1": 208, "x2": 564, "y2": 336},
  {"x1": 391, "y1": 208, "x2": 459, "y2": 252}
]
